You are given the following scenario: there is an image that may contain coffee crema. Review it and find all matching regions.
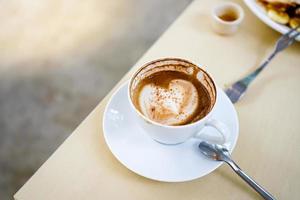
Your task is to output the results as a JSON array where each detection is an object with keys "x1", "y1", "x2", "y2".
[{"x1": 130, "y1": 59, "x2": 216, "y2": 126}]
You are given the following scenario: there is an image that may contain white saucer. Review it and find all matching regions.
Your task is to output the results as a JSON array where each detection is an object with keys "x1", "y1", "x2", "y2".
[{"x1": 103, "y1": 82, "x2": 239, "y2": 182}]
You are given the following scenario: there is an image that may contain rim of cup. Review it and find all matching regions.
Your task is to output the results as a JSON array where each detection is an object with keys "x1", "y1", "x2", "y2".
[
  {"x1": 212, "y1": 2, "x2": 244, "y2": 25},
  {"x1": 128, "y1": 58, "x2": 217, "y2": 129}
]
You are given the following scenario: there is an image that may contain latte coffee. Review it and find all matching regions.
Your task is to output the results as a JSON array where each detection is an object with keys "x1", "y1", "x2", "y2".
[{"x1": 129, "y1": 58, "x2": 216, "y2": 126}]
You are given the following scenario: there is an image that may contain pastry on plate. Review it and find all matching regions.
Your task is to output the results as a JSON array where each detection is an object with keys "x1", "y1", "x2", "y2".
[{"x1": 258, "y1": 0, "x2": 300, "y2": 29}]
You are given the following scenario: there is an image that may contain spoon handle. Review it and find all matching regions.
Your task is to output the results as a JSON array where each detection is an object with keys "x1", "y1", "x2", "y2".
[{"x1": 226, "y1": 160, "x2": 276, "y2": 200}]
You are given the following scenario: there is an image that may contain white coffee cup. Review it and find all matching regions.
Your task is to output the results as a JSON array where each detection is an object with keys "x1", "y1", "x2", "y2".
[
  {"x1": 211, "y1": 2, "x2": 244, "y2": 35},
  {"x1": 128, "y1": 58, "x2": 230, "y2": 145}
]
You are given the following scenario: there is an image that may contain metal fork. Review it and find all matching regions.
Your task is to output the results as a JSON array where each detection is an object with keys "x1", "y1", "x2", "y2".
[{"x1": 225, "y1": 26, "x2": 300, "y2": 103}]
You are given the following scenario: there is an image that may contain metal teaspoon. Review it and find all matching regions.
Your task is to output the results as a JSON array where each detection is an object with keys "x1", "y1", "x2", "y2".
[{"x1": 198, "y1": 141, "x2": 276, "y2": 200}]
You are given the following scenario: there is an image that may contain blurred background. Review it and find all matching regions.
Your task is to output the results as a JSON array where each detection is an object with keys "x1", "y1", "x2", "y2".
[{"x1": 0, "y1": 0, "x2": 193, "y2": 198}]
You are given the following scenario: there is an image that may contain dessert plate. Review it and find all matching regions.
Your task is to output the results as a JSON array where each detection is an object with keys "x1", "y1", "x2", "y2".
[
  {"x1": 244, "y1": 0, "x2": 300, "y2": 41},
  {"x1": 103, "y1": 82, "x2": 239, "y2": 182}
]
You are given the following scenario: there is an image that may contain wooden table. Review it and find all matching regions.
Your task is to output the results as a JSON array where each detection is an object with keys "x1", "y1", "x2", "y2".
[{"x1": 14, "y1": 0, "x2": 300, "y2": 199}]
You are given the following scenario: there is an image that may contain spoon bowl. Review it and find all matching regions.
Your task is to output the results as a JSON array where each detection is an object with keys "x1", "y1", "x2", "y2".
[{"x1": 198, "y1": 141, "x2": 231, "y2": 162}]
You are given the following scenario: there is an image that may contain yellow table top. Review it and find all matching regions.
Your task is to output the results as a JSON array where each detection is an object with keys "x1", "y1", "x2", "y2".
[{"x1": 15, "y1": 0, "x2": 300, "y2": 199}]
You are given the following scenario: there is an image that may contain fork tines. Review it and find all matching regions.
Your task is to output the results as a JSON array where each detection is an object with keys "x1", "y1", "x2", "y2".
[{"x1": 284, "y1": 25, "x2": 300, "y2": 40}]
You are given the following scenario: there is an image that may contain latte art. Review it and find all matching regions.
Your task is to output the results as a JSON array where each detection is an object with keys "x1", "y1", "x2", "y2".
[
  {"x1": 139, "y1": 79, "x2": 198, "y2": 125},
  {"x1": 131, "y1": 68, "x2": 213, "y2": 126}
]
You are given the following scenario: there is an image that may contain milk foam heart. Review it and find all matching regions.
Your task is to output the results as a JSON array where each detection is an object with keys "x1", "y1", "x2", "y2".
[{"x1": 138, "y1": 79, "x2": 198, "y2": 125}]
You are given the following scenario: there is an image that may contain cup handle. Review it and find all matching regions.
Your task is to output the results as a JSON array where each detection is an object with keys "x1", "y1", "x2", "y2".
[{"x1": 194, "y1": 119, "x2": 230, "y2": 145}]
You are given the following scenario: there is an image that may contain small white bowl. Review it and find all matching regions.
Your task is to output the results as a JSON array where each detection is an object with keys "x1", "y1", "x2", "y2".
[{"x1": 211, "y1": 2, "x2": 244, "y2": 35}]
